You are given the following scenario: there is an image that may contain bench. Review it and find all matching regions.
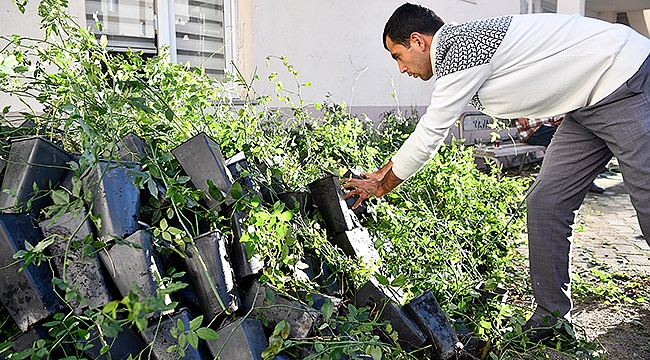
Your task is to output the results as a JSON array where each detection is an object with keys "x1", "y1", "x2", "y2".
[{"x1": 474, "y1": 143, "x2": 546, "y2": 174}]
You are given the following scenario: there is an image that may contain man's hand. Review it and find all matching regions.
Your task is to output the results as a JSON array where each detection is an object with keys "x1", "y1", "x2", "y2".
[{"x1": 342, "y1": 161, "x2": 403, "y2": 209}]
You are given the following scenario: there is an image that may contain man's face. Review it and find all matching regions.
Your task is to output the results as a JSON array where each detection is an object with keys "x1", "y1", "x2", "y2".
[{"x1": 386, "y1": 34, "x2": 433, "y2": 81}]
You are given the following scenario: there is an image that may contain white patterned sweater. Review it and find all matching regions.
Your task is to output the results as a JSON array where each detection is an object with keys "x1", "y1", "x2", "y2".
[{"x1": 391, "y1": 13, "x2": 650, "y2": 180}]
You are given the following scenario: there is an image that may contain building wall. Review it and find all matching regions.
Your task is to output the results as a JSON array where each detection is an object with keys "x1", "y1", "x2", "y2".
[
  {"x1": 3, "y1": 0, "x2": 648, "y2": 121},
  {"x1": 239, "y1": 0, "x2": 520, "y2": 120},
  {"x1": 0, "y1": 0, "x2": 86, "y2": 113}
]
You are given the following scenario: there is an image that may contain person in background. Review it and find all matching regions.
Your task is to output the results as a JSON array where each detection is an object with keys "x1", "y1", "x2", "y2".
[
  {"x1": 516, "y1": 116, "x2": 606, "y2": 193},
  {"x1": 343, "y1": 2, "x2": 650, "y2": 344}
]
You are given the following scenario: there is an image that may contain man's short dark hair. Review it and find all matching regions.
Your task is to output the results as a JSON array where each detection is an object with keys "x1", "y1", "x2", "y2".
[{"x1": 383, "y1": 3, "x2": 445, "y2": 50}]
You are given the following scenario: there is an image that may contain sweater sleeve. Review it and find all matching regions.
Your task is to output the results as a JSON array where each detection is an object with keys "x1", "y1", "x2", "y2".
[{"x1": 391, "y1": 64, "x2": 493, "y2": 180}]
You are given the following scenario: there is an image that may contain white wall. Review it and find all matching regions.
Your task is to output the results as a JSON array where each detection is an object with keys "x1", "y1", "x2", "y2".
[
  {"x1": 2, "y1": 0, "x2": 521, "y2": 120},
  {"x1": 240, "y1": 0, "x2": 520, "y2": 120},
  {"x1": 627, "y1": 9, "x2": 650, "y2": 38},
  {"x1": 1, "y1": 0, "x2": 45, "y2": 113},
  {"x1": 0, "y1": 0, "x2": 85, "y2": 114}
]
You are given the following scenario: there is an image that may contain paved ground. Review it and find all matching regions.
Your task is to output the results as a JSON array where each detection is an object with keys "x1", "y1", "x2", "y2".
[
  {"x1": 574, "y1": 168, "x2": 650, "y2": 275},
  {"x1": 548, "y1": 164, "x2": 650, "y2": 359}
]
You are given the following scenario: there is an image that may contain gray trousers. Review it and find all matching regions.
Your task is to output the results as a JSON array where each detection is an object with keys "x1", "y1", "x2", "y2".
[{"x1": 527, "y1": 54, "x2": 650, "y2": 322}]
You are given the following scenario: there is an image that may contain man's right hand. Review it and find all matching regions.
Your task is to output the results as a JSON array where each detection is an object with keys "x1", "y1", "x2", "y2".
[{"x1": 342, "y1": 161, "x2": 403, "y2": 209}]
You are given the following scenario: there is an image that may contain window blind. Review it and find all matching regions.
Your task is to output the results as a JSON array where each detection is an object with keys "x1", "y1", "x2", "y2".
[
  {"x1": 174, "y1": 0, "x2": 226, "y2": 77},
  {"x1": 85, "y1": 0, "x2": 157, "y2": 54}
]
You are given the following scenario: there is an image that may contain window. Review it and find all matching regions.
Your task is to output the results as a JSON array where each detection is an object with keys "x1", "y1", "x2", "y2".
[
  {"x1": 173, "y1": 0, "x2": 227, "y2": 77},
  {"x1": 616, "y1": 12, "x2": 630, "y2": 26},
  {"x1": 86, "y1": 0, "x2": 157, "y2": 54},
  {"x1": 541, "y1": 0, "x2": 557, "y2": 13},
  {"x1": 85, "y1": 0, "x2": 235, "y2": 79}
]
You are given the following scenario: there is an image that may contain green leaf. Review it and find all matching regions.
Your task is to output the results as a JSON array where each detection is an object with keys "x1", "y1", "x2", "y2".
[
  {"x1": 261, "y1": 348, "x2": 276, "y2": 359},
  {"x1": 479, "y1": 320, "x2": 492, "y2": 329},
  {"x1": 0, "y1": 55, "x2": 18, "y2": 75},
  {"x1": 129, "y1": 97, "x2": 154, "y2": 113},
  {"x1": 196, "y1": 327, "x2": 219, "y2": 341},
  {"x1": 390, "y1": 274, "x2": 407, "y2": 287},
  {"x1": 147, "y1": 179, "x2": 159, "y2": 199},
  {"x1": 149, "y1": 165, "x2": 161, "y2": 178},
  {"x1": 187, "y1": 330, "x2": 199, "y2": 349},
  {"x1": 160, "y1": 218, "x2": 168, "y2": 231},
  {"x1": 189, "y1": 315, "x2": 203, "y2": 331},
  {"x1": 274, "y1": 320, "x2": 290, "y2": 339},
  {"x1": 158, "y1": 281, "x2": 188, "y2": 296},
  {"x1": 91, "y1": 240, "x2": 107, "y2": 249},
  {"x1": 268, "y1": 334, "x2": 283, "y2": 352},
  {"x1": 321, "y1": 299, "x2": 333, "y2": 320},
  {"x1": 102, "y1": 300, "x2": 120, "y2": 317},
  {"x1": 375, "y1": 274, "x2": 389, "y2": 286},
  {"x1": 165, "y1": 108, "x2": 174, "y2": 121},
  {"x1": 168, "y1": 226, "x2": 183, "y2": 236},
  {"x1": 265, "y1": 287, "x2": 275, "y2": 304},
  {"x1": 31, "y1": 238, "x2": 54, "y2": 253},
  {"x1": 207, "y1": 179, "x2": 224, "y2": 202},
  {"x1": 230, "y1": 182, "x2": 243, "y2": 200},
  {"x1": 278, "y1": 210, "x2": 292, "y2": 222},
  {"x1": 0, "y1": 341, "x2": 13, "y2": 354},
  {"x1": 176, "y1": 175, "x2": 191, "y2": 184},
  {"x1": 369, "y1": 345, "x2": 382, "y2": 360}
]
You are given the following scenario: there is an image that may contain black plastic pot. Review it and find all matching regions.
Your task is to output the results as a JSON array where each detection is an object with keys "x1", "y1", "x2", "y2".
[
  {"x1": 84, "y1": 160, "x2": 140, "y2": 242},
  {"x1": 277, "y1": 191, "x2": 314, "y2": 217},
  {"x1": 474, "y1": 281, "x2": 509, "y2": 304},
  {"x1": 141, "y1": 308, "x2": 205, "y2": 360},
  {"x1": 453, "y1": 319, "x2": 488, "y2": 360},
  {"x1": 81, "y1": 322, "x2": 147, "y2": 360},
  {"x1": 230, "y1": 210, "x2": 264, "y2": 283},
  {"x1": 330, "y1": 227, "x2": 380, "y2": 264},
  {"x1": 172, "y1": 132, "x2": 233, "y2": 211},
  {"x1": 342, "y1": 356, "x2": 373, "y2": 360},
  {"x1": 174, "y1": 273, "x2": 204, "y2": 321},
  {"x1": 303, "y1": 292, "x2": 344, "y2": 313},
  {"x1": 243, "y1": 280, "x2": 319, "y2": 339},
  {"x1": 308, "y1": 174, "x2": 360, "y2": 236},
  {"x1": 98, "y1": 230, "x2": 166, "y2": 302},
  {"x1": 255, "y1": 159, "x2": 288, "y2": 205},
  {"x1": 226, "y1": 151, "x2": 257, "y2": 194},
  {"x1": 0, "y1": 136, "x2": 71, "y2": 214},
  {"x1": 404, "y1": 290, "x2": 463, "y2": 360},
  {"x1": 0, "y1": 213, "x2": 64, "y2": 332},
  {"x1": 0, "y1": 145, "x2": 8, "y2": 183},
  {"x1": 39, "y1": 211, "x2": 111, "y2": 313},
  {"x1": 116, "y1": 133, "x2": 147, "y2": 162},
  {"x1": 56, "y1": 153, "x2": 80, "y2": 194},
  {"x1": 206, "y1": 318, "x2": 268, "y2": 360},
  {"x1": 342, "y1": 169, "x2": 368, "y2": 218},
  {"x1": 302, "y1": 254, "x2": 341, "y2": 296},
  {"x1": 184, "y1": 230, "x2": 240, "y2": 319},
  {"x1": 353, "y1": 278, "x2": 427, "y2": 351},
  {"x1": 7, "y1": 324, "x2": 64, "y2": 358}
]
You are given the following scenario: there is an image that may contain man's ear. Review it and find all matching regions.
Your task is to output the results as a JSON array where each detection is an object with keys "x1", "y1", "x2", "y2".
[{"x1": 410, "y1": 32, "x2": 426, "y2": 50}]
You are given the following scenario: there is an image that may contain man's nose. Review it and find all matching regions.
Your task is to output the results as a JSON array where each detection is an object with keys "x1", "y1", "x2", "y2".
[{"x1": 398, "y1": 61, "x2": 407, "y2": 73}]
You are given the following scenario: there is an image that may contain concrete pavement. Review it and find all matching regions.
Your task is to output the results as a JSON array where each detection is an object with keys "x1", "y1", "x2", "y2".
[{"x1": 573, "y1": 166, "x2": 650, "y2": 276}]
